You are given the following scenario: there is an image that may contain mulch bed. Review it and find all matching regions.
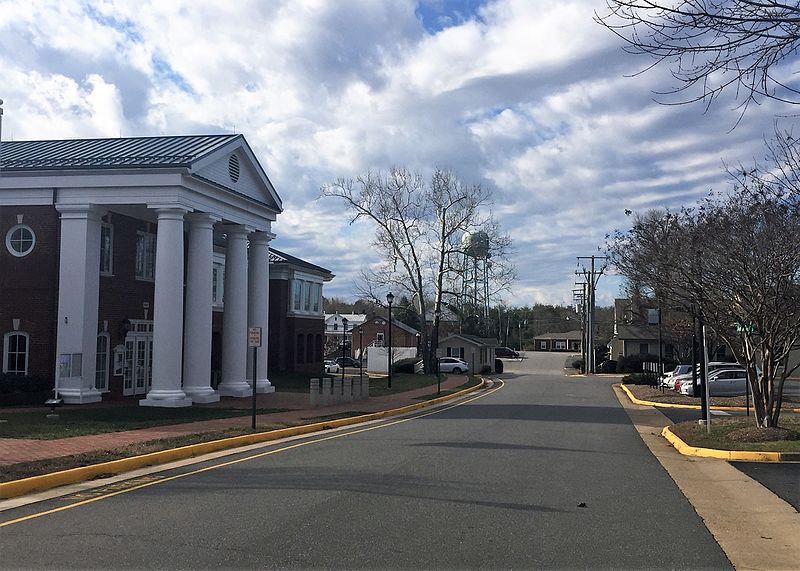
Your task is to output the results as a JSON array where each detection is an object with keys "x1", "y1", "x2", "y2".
[{"x1": 625, "y1": 384, "x2": 800, "y2": 408}]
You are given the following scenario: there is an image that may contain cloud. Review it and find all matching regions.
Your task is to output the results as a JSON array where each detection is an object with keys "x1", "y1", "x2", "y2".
[{"x1": 1, "y1": 0, "x2": 792, "y2": 307}]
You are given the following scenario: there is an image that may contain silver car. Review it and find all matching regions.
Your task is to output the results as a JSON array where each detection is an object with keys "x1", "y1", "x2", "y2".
[{"x1": 679, "y1": 368, "x2": 749, "y2": 396}]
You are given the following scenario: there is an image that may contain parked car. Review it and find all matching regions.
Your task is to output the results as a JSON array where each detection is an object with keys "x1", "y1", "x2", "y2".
[
  {"x1": 670, "y1": 362, "x2": 741, "y2": 392},
  {"x1": 679, "y1": 368, "x2": 749, "y2": 397},
  {"x1": 324, "y1": 360, "x2": 340, "y2": 374},
  {"x1": 334, "y1": 356, "x2": 361, "y2": 368},
  {"x1": 661, "y1": 364, "x2": 692, "y2": 389},
  {"x1": 438, "y1": 357, "x2": 470, "y2": 374},
  {"x1": 495, "y1": 347, "x2": 520, "y2": 358}
]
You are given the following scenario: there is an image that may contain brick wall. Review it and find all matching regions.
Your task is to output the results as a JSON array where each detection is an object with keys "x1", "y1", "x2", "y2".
[{"x1": 0, "y1": 205, "x2": 60, "y2": 380}]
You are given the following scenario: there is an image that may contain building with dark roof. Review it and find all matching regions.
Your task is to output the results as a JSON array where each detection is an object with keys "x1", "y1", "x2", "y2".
[
  {"x1": 533, "y1": 330, "x2": 582, "y2": 352},
  {"x1": 0, "y1": 134, "x2": 326, "y2": 406}
]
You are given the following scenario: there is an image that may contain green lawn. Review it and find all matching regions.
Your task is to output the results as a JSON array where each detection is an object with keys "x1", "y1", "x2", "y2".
[
  {"x1": 670, "y1": 415, "x2": 800, "y2": 452},
  {"x1": 0, "y1": 405, "x2": 289, "y2": 440}
]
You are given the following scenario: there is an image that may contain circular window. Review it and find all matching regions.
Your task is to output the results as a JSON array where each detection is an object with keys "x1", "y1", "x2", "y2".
[
  {"x1": 5, "y1": 225, "x2": 36, "y2": 257},
  {"x1": 228, "y1": 154, "x2": 240, "y2": 183}
]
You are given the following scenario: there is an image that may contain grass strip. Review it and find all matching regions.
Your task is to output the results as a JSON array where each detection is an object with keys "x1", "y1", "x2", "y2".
[{"x1": 669, "y1": 415, "x2": 800, "y2": 453}]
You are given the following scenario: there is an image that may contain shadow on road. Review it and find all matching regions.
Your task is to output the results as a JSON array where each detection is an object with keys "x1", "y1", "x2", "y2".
[
  {"x1": 429, "y1": 403, "x2": 629, "y2": 425},
  {"x1": 410, "y1": 441, "x2": 638, "y2": 457}
]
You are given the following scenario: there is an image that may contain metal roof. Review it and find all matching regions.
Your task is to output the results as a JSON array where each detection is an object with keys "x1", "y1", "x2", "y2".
[
  {"x1": 0, "y1": 134, "x2": 241, "y2": 170},
  {"x1": 269, "y1": 247, "x2": 333, "y2": 278}
]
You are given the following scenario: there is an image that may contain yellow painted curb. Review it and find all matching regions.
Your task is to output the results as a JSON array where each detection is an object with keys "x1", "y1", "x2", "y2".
[
  {"x1": 660, "y1": 426, "x2": 793, "y2": 462},
  {"x1": 0, "y1": 379, "x2": 489, "y2": 500},
  {"x1": 618, "y1": 383, "x2": 800, "y2": 413}
]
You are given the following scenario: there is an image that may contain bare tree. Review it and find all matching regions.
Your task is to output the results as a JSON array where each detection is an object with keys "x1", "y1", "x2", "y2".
[
  {"x1": 321, "y1": 168, "x2": 515, "y2": 373},
  {"x1": 597, "y1": 1, "x2": 800, "y2": 113},
  {"x1": 609, "y1": 186, "x2": 800, "y2": 428}
]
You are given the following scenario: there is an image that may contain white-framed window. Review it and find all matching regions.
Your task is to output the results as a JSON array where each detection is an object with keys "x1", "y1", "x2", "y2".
[
  {"x1": 3, "y1": 331, "x2": 29, "y2": 375},
  {"x1": 212, "y1": 262, "x2": 225, "y2": 305},
  {"x1": 539, "y1": 341, "x2": 547, "y2": 349},
  {"x1": 555, "y1": 341, "x2": 566, "y2": 350},
  {"x1": 293, "y1": 280, "x2": 302, "y2": 310},
  {"x1": 304, "y1": 281, "x2": 312, "y2": 311},
  {"x1": 95, "y1": 333, "x2": 110, "y2": 391},
  {"x1": 5, "y1": 224, "x2": 36, "y2": 258},
  {"x1": 135, "y1": 231, "x2": 156, "y2": 281},
  {"x1": 312, "y1": 283, "x2": 320, "y2": 313},
  {"x1": 376, "y1": 332, "x2": 385, "y2": 346},
  {"x1": 100, "y1": 223, "x2": 114, "y2": 275}
]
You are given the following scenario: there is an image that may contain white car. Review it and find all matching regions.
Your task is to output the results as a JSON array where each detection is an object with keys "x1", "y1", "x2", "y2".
[
  {"x1": 324, "y1": 360, "x2": 340, "y2": 374},
  {"x1": 438, "y1": 357, "x2": 470, "y2": 374},
  {"x1": 661, "y1": 364, "x2": 692, "y2": 389}
]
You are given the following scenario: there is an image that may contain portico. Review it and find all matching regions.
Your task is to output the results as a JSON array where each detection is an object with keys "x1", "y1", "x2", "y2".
[{"x1": 0, "y1": 134, "x2": 282, "y2": 406}]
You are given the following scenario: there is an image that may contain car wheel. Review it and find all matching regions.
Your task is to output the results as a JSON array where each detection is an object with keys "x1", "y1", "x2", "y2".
[{"x1": 452, "y1": 367, "x2": 462, "y2": 374}]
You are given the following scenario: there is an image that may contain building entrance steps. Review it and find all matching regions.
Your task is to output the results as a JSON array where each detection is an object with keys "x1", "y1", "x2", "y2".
[{"x1": 0, "y1": 376, "x2": 468, "y2": 467}]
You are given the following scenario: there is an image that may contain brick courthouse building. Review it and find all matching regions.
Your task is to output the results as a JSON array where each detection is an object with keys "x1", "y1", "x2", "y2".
[{"x1": 0, "y1": 134, "x2": 330, "y2": 406}]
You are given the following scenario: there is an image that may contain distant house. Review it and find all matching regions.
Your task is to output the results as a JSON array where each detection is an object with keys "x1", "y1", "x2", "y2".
[
  {"x1": 438, "y1": 334, "x2": 497, "y2": 373},
  {"x1": 323, "y1": 313, "x2": 367, "y2": 356},
  {"x1": 352, "y1": 315, "x2": 419, "y2": 359},
  {"x1": 533, "y1": 330, "x2": 582, "y2": 352},
  {"x1": 607, "y1": 324, "x2": 665, "y2": 359}
]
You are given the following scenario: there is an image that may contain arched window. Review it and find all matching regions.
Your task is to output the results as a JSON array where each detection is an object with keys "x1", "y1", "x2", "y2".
[
  {"x1": 306, "y1": 333, "x2": 314, "y2": 363},
  {"x1": 3, "y1": 331, "x2": 29, "y2": 375},
  {"x1": 296, "y1": 334, "x2": 305, "y2": 364}
]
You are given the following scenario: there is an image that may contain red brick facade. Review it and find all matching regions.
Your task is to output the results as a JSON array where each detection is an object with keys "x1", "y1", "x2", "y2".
[{"x1": 1, "y1": 204, "x2": 327, "y2": 398}]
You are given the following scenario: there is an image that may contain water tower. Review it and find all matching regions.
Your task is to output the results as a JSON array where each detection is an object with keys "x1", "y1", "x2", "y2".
[{"x1": 461, "y1": 230, "x2": 491, "y2": 323}]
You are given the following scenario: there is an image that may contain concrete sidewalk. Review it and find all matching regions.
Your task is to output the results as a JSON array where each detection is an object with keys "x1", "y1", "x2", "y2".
[{"x1": 0, "y1": 376, "x2": 468, "y2": 467}]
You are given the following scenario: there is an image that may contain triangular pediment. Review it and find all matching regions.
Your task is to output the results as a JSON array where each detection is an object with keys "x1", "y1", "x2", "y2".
[{"x1": 191, "y1": 137, "x2": 282, "y2": 213}]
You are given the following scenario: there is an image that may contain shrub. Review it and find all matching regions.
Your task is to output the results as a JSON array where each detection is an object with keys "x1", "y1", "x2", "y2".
[
  {"x1": 621, "y1": 373, "x2": 653, "y2": 385},
  {"x1": 0, "y1": 373, "x2": 54, "y2": 405},
  {"x1": 571, "y1": 358, "x2": 585, "y2": 371},
  {"x1": 392, "y1": 358, "x2": 421, "y2": 374}
]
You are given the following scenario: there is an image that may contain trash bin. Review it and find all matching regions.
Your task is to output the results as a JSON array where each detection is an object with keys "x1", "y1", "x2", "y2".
[{"x1": 494, "y1": 358, "x2": 504, "y2": 374}]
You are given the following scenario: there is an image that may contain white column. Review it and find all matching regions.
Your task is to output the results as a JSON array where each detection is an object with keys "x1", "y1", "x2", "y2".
[
  {"x1": 182, "y1": 212, "x2": 221, "y2": 403},
  {"x1": 218, "y1": 224, "x2": 251, "y2": 397},
  {"x1": 54, "y1": 204, "x2": 104, "y2": 404},
  {"x1": 141, "y1": 207, "x2": 191, "y2": 407},
  {"x1": 247, "y1": 231, "x2": 275, "y2": 393}
]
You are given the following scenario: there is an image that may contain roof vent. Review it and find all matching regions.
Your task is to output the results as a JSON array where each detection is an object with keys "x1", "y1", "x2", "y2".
[{"x1": 228, "y1": 154, "x2": 240, "y2": 183}]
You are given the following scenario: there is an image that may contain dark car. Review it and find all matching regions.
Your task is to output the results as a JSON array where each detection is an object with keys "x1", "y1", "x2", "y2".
[
  {"x1": 334, "y1": 356, "x2": 361, "y2": 368},
  {"x1": 495, "y1": 347, "x2": 520, "y2": 358}
]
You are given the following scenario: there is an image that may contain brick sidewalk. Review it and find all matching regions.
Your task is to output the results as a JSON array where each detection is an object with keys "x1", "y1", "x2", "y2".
[{"x1": 0, "y1": 376, "x2": 469, "y2": 466}]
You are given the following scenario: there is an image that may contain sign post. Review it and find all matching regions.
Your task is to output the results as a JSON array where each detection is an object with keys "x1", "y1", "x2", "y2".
[{"x1": 248, "y1": 327, "x2": 262, "y2": 430}]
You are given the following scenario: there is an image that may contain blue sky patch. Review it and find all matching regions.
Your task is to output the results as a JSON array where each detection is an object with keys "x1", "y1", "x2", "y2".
[
  {"x1": 151, "y1": 54, "x2": 194, "y2": 95},
  {"x1": 415, "y1": 0, "x2": 487, "y2": 33}
]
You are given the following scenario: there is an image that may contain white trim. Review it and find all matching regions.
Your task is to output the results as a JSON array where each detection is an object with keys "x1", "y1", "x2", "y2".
[
  {"x1": 95, "y1": 332, "x2": 111, "y2": 392},
  {"x1": 5, "y1": 224, "x2": 36, "y2": 257},
  {"x1": 3, "y1": 331, "x2": 30, "y2": 375}
]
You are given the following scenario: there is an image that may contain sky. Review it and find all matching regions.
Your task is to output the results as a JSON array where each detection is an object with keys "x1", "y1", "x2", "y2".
[{"x1": 0, "y1": 0, "x2": 794, "y2": 308}]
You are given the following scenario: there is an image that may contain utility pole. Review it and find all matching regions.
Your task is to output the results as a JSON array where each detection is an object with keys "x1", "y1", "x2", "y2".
[
  {"x1": 573, "y1": 284, "x2": 586, "y2": 370},
  {"x1": 577, "y1": 255, "x2": 607, "y2": 374}
]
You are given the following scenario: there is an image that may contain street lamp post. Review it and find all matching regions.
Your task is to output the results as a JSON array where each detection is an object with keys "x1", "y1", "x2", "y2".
[
  {"x1": 386, "y1": 292, "x2": 394, "y2": 389},
  {"x1": 341, "y1": 317, "x2": 348, "y2": 385},
  {"x1": 518, "y1": 318, "x2": 528, "y2": 354},
  {"x1": 359, "y1": 326, "x2": 363, "y2": 384},
  {"x1": 434, "y1": 308, "x2": 441, "y2": 395}
]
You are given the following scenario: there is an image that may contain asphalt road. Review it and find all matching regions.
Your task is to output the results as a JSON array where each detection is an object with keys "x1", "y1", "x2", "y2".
[{"x1": 0, "y1": 354, "x2": 731, "y2": 569}]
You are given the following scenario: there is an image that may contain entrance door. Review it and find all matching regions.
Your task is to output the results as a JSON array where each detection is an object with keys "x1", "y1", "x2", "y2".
[{"x1": 122, "y1": 320, "x2": 154, "y2": 397}]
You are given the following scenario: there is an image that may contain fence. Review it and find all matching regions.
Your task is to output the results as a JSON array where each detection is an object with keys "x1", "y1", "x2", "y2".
[{"x1": 309, "y1": 376, "x2": 370, "y2": 408}]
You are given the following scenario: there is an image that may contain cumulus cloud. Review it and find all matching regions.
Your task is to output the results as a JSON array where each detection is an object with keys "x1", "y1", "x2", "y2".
[{"x1": 0, "y1": 0, "x2": 791, "y2": 306}]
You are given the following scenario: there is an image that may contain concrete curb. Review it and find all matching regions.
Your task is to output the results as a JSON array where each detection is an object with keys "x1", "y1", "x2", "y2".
[
  {"x1": 618, "y1": 382, "x2": 800, "y2": 413},
  {"x1": 0, "y1": 379, "x2": 489, "y2": 500},
  {"x1": 661, "y1": 425, "x2": 800, "y2": 462}
]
